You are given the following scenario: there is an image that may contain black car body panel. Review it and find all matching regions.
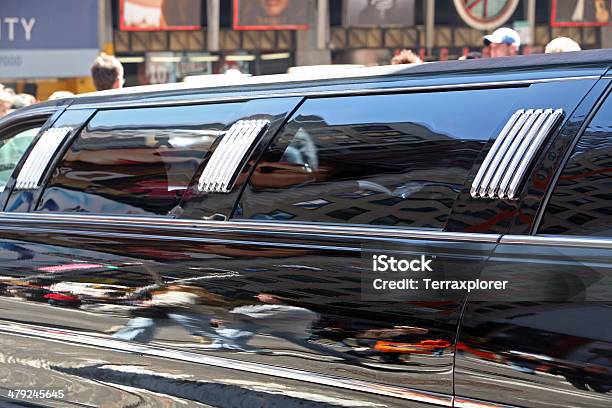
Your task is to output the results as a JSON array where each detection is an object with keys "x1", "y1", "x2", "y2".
[{"x1": 0, "y1": 50, "x2": 611, "y2": 407}]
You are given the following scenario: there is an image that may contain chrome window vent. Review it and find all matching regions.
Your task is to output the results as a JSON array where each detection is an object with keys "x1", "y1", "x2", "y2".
[
  {"x1": 15, "y1": 127, "x2": 73, "y2": 190},
  {"x1": 198, "y1": 119, "x2": 269, "y2": 193},
  {"x1": 471, "y1": 108, "x2": 564, "y2": 200}
]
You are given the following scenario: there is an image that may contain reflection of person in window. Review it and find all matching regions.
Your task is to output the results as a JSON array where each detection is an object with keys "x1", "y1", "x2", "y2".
[
  {"x1": 251, "y1": 128, "x2": 323, "y2": 189},
  {"x1": 281, "y1": 127, "x2": 318, "y2": 170}
]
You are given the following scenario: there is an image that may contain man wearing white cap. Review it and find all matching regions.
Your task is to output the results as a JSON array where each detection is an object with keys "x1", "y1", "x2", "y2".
[{"x1": 483, "y1": 27, "x2": 521, "y2": 58}]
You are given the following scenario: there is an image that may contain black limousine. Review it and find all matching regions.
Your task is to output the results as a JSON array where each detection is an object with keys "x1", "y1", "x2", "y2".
[{"x1": 0, "y1": 50, "x2": 611, "y2": 408}]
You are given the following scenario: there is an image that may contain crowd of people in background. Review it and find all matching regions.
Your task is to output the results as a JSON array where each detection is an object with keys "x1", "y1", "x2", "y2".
[
  {"x1": 0, "y1": 85, "x2": 37, "y2": 119},
  {"x1": 391, "y1": 28, "x2": 582, "y2": 66},
  {"x1": 0, "y1": 28, "x2": 587, "y2": 120},
  {"x1": 0, "y1": 53, "x2": 125, "y2": 119}
]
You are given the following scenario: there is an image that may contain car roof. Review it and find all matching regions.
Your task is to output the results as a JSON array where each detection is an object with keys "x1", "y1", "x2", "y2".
[{"x1": 62, "y1": 49, "x2": 612, "y2": 109}]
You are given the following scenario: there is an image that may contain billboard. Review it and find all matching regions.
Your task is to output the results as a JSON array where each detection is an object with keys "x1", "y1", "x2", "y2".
[
  {"x1": 344, "y1": 0, "x2": 415, "y2": 27},
  {"x1": 120, "y1": 0, "x2": 202, "y2": 31},
  {"x1": 0, "y1": 0, "x2": 99, "y2": 79},
  {"x1": 551, "y1": 0, "x2": 611, "y2": 27},
  {"x1": 233, "y1": 0, "x2": 309, "y2": 30}
]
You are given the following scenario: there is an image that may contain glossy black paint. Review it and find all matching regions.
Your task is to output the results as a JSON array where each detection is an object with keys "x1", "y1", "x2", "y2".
[
  {"x1": 539, "y1": 86, "x2": 612, "y2": 236},
  {"x1": 178, "y1": 97, "x2": 304, "y2": 220},
  {"x1": 0, "y1": 214, "x2": 495, "y2": 406},
  {"x1": 513, "y1": 79, "x2": 612, "y2": 236},
  {"x1": 453, "y1": 78, "x2": 612, "y2": 408},
  {"x1": 445, "y1": 78, "x2": 600, "y2": 234},
  {"x1": 0, "y1": 51, "x2": 611, "y2": 407},
  {"x1": 455, "y1": 240, "x2": 612, "y2": 408},
  {"x1": 237, "y1": 88, "x2": 524, "y2": 228}
]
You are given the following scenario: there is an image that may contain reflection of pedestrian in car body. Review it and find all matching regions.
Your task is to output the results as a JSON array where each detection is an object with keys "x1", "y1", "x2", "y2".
[
  {"x1": 216, "y1": 292, "x2": 358, "y2": 361},
  {"x1": 113, "y1": 284, "x2": 239, "y2": 347}
]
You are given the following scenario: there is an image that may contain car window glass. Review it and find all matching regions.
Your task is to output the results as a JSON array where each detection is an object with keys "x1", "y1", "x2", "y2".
[
  {"x1": 37, "y1": 104, "x2": 245, "y2": 216},
  {"x1": 539, "y1": 94, "x2": 612, "y2": 236},
  {"x1": 236, "y1": 88, "x2": 523, "y2": 228},
  {"x1": 0, "y1": 127, "x2": 40, "y2": 192}
]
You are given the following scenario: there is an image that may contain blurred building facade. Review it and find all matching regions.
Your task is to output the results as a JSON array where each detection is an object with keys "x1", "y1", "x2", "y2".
[{"x1": 1, "y1": 0, "x2": 611, "y2": 99}]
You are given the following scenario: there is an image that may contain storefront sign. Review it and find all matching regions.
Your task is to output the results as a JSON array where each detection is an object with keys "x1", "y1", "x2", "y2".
[
  {"x1": 145, "y1": 52, "x2": 213, "y2": 84},
  {"x1": 120, "y1": 0, "x2": 202, "y2": 31},
  {"x1": 233, "y1": 0, "x2": 309, "y2": 30},
  {"x1": 146, "y1": 52, "x2": 178, "y2": 84},
  {"x1": 453, "y1": 0, "x2": 520, "y2": 30},
  {"x1": 343, "y1": 0, "x2": 415, "y2": 27},
  {"x1": 551, "y1": 0, "x2": 611, "y2": 27},
  {"x1": 0, "y1": 0, "x2": 98, "y2": 79}
]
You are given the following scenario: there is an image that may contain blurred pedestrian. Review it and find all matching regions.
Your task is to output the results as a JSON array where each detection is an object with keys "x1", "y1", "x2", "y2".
[
  {"x1": 91, "y1": 53, "x2": 125, "y2": 91},
  {"x1": 0, "y1": 91, "x2": 14, "y2": 118},
  {"x1": 10, "y1": 93, "x2": 36, "y2": 110},
  {"x1": 545, "y1": 37, "x2": 581, "y2": 53},
  {"x1": 391, "y1": 49, "x2": 422, "y2": 65},
  {"x1": 483, "y1": 27, "x2": 521, "y2": 58},
  {"x1": 17, "y1": 93, "x2": 37, "y2": 106}
]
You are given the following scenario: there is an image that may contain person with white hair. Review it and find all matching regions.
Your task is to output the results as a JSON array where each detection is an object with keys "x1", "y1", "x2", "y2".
[
  {"x1": 545, "y1": 37, "x2": 581, "y2": 53},
  {"x1": 48, "y1": 91, "x2": 75, "y2": 101}
]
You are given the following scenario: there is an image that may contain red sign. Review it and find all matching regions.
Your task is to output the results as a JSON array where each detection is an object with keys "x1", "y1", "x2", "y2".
[{"x1": 551, "y1": 0, "x2": 611, "y2": 27}]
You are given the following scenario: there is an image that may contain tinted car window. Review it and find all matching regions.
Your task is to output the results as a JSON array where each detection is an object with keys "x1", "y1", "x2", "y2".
[
  {"x1": 237, "y1": 89, "x2": 523, "y2": 228},
  {"x1": 38, "y1": 104, "x2": 245, "y2": 216},
  {"x1": 539, "y1": 94, "x2": 612, "y2": 236},
  {"x1": 0, "y1": 126, "x2": 39, "y2": 192}
]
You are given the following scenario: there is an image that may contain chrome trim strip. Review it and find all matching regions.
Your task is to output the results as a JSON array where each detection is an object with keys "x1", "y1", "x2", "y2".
[
  {"x1": 15, "y1": 127, "x2": 72, "y2": 190},
  {"x1": 485, "y1": 109, "x2": 537, "y2": 198},
  {"x1": 501, "y1": 235, "x2": 612, "y2": 249},
  {"x1": 471, "y1": 108, "x2": 564, "y2": 200},
  {"x1": 71, "y1": 76, "x2": 601, "y2": 110},
  {"x1": 506, "y1": 108, "x2": 564, "y2": 199},
  {"x1": 498, "y1": 109, "x2": 552, "y2": 198},
  {"x1": 494, "y1": 109, "x2": 552, "y2": 198},
  {"x1": 476, "y1": 110, "x2": 530, "y2": 197},
  {"x1": 199, "y1": 120, "x2": 269, "y2": 192},
  {"x1": 470, "y1": 110, "x2": 522, "y2": 198},
  {"x1": 0, "y1": 212, "x2": 501, "y2": 243},
  {"x1": 0, "y1": 322, "x2": 453, "y2": 407},
  {"x1": 0, "y1": 223, "x2": 360, "y2": 252}
]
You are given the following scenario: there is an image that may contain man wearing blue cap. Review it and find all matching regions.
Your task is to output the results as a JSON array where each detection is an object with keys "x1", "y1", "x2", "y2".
[{"x1": 483, "y1": 27, "x2": 521, "y2": 58}]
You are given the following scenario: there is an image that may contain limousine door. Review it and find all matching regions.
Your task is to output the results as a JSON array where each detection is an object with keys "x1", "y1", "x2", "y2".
[
  {"x1": 0, "y1": 88, "x2": 507, "y2": 407},
  {"x1": 0, "y1": 79, "x2": 600, "y2": 406},
  {"x1": 455, "y1": 83, "x2": 612, "y2": 408}
]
